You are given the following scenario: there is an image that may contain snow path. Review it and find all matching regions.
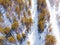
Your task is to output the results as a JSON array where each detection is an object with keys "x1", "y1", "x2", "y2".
[
  {"x1": 28, "y1": 0, "x2": 40, "y2": 45},
  {"x1": 46, "y1": 0, "x2": 60, "y2": 45}
]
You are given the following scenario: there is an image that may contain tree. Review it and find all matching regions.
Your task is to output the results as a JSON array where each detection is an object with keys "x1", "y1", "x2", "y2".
[
  {"x1": 4, "y1": 27, "x2": 11, "y2": 34},
  {"x1": 0, "y1": 43, "x2": 3, "y2": 45},
  {"x1": 28, "y1": 10, "x2": 31, "y2": 16},
  {"x1": 38, "y1": 13, "x2": 45, "y2": 20},
  {"x1": 27, "y1": 17, "x2": 32, "y2": 26},
  {"x1": 17, "y1": 0, "x2": 22, "y2": 4},
  {"x1": 11, "y1": 21, "x2": 19, "y2": 29},
  {"x1": 16, "y1": 33, "x2": 22, "y2": 41},
  {"x1": 15, "y1": 6, "x2": 20, "y2": 19},
  {"x1": 21, "y1": 17, "x2": 27, "y2": 24},
  {"x1": 22, "y1": 33, "x2": 26, "y2": 39},
  {"x1": 0, "y1": 17, "x2": 3, "y2": 22},
  {"x1": 1, "y1": 0, "x2": 12, "y2": 9},
  {"x1": 0, "y1": 27, "x2": 4, "y2": 34},
  {"x1": 0, "y1": 0, "x2": 3, "y2": 4},
  {"x1": 27, "y1": 41, "x2": 30, "y2": 45},
  {"x1": 38, "y1": 20, "x2": 45, "y2": 32},
  {"x1": 37, "y1": 0, "x2": 47, "y2": 11},
  {"x1": 41, "y1": 8, "x2": 47, "y2": 15},
  {"x1": 45, "y1": 35, "x2": 56, "y2": 45},
  {"x1": 6, "y1": 0, "x2": 12, "y2": 6},
  {"x1": 6, "y1": 13, "x2": 10, "y2": 18},
  {"x1": 8, "y1": 36, "x2": 15, "y2": 43},
  {"x1": 0, "y1": 13, "x2": 3, "y2": 22},
  {"x1": 0, "y1": 36, "x2": 5, "y2": 42},
  {"x1": 28, "y1": 0, "x2": 31, "y2": 7}
]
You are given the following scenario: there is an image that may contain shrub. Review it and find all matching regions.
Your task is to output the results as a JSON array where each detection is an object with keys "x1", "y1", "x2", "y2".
[{"x1": 45, "y1": 35, "x2": 56, "y2": 45}]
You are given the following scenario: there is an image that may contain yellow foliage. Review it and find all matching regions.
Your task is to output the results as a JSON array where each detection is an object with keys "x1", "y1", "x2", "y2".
[
  {"x1": 0, "y1": 13, "x2": 2, "y2": 17},
  {"x1": 16, "y1": 33, "x2": 22, "y2": 41},
  {"x1": 22, "y1": 33, "x2": 26, "y2": 38},
  {"x1": 0, "y1": 13, "x2": 3, "y2": 22},
  {"x1": 28, "y1": 0, "x2": 31, "y2": 6},
  {"x1": 0, "y1": 28, "x2": 4, "y2": 34},
  {"x1": 41, "y1": 8, "x2": 47, "y2": 14},
  {"x1": 38, "y1": 20, "x2": 45, "y2": 31},
  {"x1": 39, "y1": 13, "x2": 45, "y2": 20},
  {"x1": 28, "y1": 10, "x2": 31, "y2": 16},
  {"x1": 8, "y1": 36, "x2": 15, "y2": 43},
  {"x1": 21, "y1": 17, "x2": 27, "y2": 23},
  {"x1": 38, "y1": 4, "x2": 47, "y2": 32},
  {"x1": 11, "y1": 21, "x2": 19, "y2": 29},
  {"x1": 0, "y1": 43, "x2": 3, "y2": 45},
  {"x1": 13, "y1": 17, "x2": 17, "y2": 22},
  {"x1": 0, "y1": 36, "x2": 5, "y2": 41},
  {"x1": 4, "y1": 27, "x2": 10, "y2": 34},
  {"x1": 0, "y1": 0, "x2": 3, "y2": 4},
  {"x1": 37, "y1": 0, "x2": 46, "y2": 5},
  {"x1": 27, "y1": 17, "x2": 32, "y2": 25},
  {"x1": 6, "y1": 13, "x2": 10, "y2": 19},
  {"x1": 17, "y1": 0, "x2": 22, "y2": 4},
  {"x1": 27, "y1": 41, "x2": 30, "y2": 45},
  {"x1": 45, "y1": 35, "x2": 56, "y2": 45},
  {"x1": 15, "y1": 6, "x2": 20, "y2": 16},
  {"x1": 6, "y1": 0, "x2": 12, "y2": 6},
  {"x1": 0, "y1": 17, "x2": 3, "y2": 22},
  {"x1": 1, "y1": 0, "x2": 12, "y2": 8}
]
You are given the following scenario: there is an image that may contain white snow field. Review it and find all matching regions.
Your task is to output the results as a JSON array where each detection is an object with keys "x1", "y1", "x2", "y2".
[{"x1": 46, "y1": 0, "x2": 60, "y2": 45}]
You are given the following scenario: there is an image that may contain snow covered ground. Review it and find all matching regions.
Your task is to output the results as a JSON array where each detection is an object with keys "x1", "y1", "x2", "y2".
[
  {"x1": 0, "y1": 0, "x2": 60, "y2": 45},
  {"x1": 46, "y1": 0, "x2": 60, "y2": 45}
]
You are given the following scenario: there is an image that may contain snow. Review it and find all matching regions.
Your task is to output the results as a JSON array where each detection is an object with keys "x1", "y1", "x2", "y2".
[
  {"x1": 46, "y1": 0, "x2": 60, "y2": 45},
  {"x1": 27, "y1": 0, "x2": 40, "y2": 45},
  {"x1": 1, "y1": 0, "x2": 60, "y2": 45}
]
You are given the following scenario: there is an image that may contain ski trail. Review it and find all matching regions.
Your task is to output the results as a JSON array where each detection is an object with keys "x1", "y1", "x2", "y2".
[{"x1": 28, "y1": 0, "x2": 40, "y2": 45}]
